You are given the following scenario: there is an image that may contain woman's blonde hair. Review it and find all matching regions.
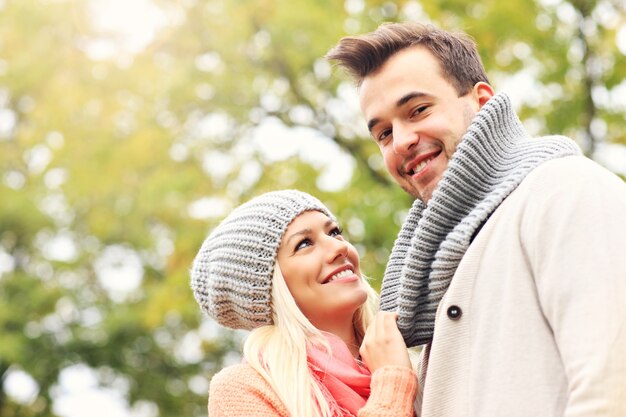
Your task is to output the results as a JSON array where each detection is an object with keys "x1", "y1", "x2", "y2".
[{"x1": 243, "y1": 264, "x2": 378, "y2": 417}]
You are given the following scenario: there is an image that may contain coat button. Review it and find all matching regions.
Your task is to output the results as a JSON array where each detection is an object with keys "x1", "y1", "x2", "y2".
[{"x1": 447, "y1": 305, "x2": 462, "y2": 320}]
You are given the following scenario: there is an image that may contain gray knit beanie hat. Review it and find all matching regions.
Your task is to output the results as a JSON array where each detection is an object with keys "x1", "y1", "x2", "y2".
[{"x1": 190, "y1": 189, "x2": 334, "y2": 330}]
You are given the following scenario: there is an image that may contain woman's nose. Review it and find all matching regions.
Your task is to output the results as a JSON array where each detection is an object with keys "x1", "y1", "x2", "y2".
[{"x1": 326, "y1": 237, "x2": 349, "y2": 263}]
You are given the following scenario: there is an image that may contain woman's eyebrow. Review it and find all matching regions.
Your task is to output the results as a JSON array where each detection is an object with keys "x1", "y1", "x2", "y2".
[
  {"x1": 284, "y1": 219, "x2": 334, "y2": 245},
  {"x1": 284, "y1": 228, "x2": 311, "y2": 246}
]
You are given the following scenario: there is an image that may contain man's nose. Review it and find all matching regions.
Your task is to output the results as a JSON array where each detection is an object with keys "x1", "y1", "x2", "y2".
[{"x1": 392, "y1": 122, "x2": 419, "y2": 155}]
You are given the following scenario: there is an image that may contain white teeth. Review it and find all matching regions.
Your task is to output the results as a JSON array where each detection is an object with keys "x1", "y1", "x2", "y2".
[
  {"x1": 411, "y1": 157, "x2": 434, "y2": 175},
  {"x1": 326, "y1": 269, "x2": 353, "y2": 283}
]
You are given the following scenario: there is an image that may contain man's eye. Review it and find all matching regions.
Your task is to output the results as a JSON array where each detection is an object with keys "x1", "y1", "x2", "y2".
[
  {"x1": 411, "y1": 105, "x2": 428, "y2": 117},
  {"x1": 376, "y1": 129, "x2": 391, "y2": 142}
]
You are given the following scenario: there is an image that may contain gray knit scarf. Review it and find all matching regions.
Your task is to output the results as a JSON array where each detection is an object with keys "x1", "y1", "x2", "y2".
[{"x1": 379, "y1": 93, "x2": 581, "y2": 347}]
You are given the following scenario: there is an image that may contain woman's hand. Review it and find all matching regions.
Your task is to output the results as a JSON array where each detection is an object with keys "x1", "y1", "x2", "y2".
[{"x1": 359, "y1": 311, "x2": 412, "y2": 373}]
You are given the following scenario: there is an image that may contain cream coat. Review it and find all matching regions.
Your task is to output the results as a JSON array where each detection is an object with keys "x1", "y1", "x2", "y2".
[{"x1": 418, "y1": 156, "x2": 626, "y2": 417}]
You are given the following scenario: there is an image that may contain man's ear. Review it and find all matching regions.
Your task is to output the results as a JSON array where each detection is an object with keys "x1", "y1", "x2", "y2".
[{"x1": 473, "y1": 82, "x2": 495, "y2": 108}]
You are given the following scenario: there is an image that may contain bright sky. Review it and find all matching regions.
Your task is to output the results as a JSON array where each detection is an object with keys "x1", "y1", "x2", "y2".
[{"x1": 80, "y1": 0, "x2": 172, "y2": 61}]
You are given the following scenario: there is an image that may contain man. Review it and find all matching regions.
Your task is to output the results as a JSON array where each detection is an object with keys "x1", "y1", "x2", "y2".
[{"x1": 326, "y1": 22, "x2": 626, "y2": 417}]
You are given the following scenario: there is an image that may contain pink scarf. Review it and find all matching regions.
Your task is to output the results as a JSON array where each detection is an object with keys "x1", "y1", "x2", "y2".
[{"x1": 307, "y1": 332, "x2": 372, "y2": 416}]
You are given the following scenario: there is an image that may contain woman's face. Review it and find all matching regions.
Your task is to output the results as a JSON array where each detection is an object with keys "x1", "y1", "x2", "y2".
[{"x1": 276, "y1": 210, "x2": 368, "y2": 330}]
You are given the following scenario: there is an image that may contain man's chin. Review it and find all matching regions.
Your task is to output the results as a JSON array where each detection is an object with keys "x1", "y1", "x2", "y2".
[{"x1": 400, "y1": 184, "x2": 423, "y2": 201}]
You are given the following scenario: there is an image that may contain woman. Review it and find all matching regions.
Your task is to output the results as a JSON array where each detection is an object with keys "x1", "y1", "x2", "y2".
[{"x1": 191, "y1": 190, "x2": 417, "y2": 417}]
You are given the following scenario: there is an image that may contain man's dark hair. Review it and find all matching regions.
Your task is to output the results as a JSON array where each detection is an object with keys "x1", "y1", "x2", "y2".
[{"x1": 326, "y1": 22, "x2": 489, "y2": 95}]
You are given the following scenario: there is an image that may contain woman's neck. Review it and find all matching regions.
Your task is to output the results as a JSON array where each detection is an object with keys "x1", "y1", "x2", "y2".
[{"x1": 319, "y1": 321, "x2": 360, "y2": 358}]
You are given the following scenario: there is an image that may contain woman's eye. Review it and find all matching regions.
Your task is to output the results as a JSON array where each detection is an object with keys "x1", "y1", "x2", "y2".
[
  {"x1": 329, "y1": 226, "x2": 343, "y2": 237},
  {"x1": 295, "y1": 238, "x2": 312, "y2": 251}
]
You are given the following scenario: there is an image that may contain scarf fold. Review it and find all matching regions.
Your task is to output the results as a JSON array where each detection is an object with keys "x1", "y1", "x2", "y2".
[
  {"x1": 379, "y1": 93, "x2": 581, "y2": 347},
  {"x1": 307, "y1": 332, "x2": 371, "y2": 416}
]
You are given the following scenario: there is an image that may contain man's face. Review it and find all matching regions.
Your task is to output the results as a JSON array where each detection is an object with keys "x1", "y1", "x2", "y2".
[{"x1": 359, "y1": 45, "x2": 493, "y2": 202}]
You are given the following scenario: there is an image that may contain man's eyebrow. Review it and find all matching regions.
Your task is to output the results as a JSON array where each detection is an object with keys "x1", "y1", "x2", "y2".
[
  {"x1": 396, "y1": 91, "x2": 428, "y2": 107},
  {"x1": 367, "y1": 91, "x2": 429, "y2": 133},
  {"x1": 367, "y1": 118, "x2": 380, "y2": 133}
]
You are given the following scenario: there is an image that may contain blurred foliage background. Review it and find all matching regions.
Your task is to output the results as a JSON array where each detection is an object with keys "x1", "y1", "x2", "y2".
[{"x1": 0, "y1": 0, "x2": 624, "y2": 416}]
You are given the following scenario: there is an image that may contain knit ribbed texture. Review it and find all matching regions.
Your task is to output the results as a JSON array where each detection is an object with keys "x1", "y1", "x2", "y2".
[
  {"x1": 208, "y1": 363, "x2": 418, "y2": 417},
  {"x1": 368, "y1": 366, "x2": 419, "y2": 416},
  {"x1": 190, "y1": 190, "x2": 333, "y2": 330},
  {"x1": 379, "y1": 93, "x2": 582, "y2": 347}
]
